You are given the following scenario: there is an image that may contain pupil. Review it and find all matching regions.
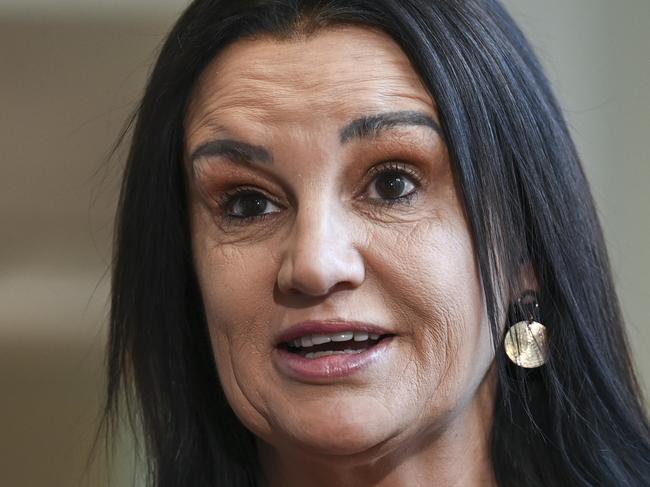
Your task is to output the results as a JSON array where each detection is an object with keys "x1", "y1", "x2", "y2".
[
  {"x1": 238, "y1": 194, "x2": 266, "y2": 216},
  {"x1": 377, "y1": 173, "x2": 406, "y2": 199}
]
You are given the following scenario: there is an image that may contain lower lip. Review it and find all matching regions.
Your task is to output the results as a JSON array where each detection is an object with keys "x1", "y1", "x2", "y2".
[{"x1": 273, "y1": 336, "x2": 395, "y2": 382}]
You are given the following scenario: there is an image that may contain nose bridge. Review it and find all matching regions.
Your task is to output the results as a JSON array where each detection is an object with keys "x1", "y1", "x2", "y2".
[{"x1": 277, "y1": 193, "x2": 365, "y2": 296}]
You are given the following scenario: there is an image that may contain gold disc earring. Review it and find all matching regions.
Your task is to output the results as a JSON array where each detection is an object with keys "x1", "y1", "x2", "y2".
[{"x1": 504, "y1": 290, "x2": 549, "y2": 368}]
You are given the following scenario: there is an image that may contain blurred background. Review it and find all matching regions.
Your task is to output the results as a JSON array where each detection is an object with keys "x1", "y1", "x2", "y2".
[{"x1": 1, "y1": 1, "x2": 648, "y2": 485}]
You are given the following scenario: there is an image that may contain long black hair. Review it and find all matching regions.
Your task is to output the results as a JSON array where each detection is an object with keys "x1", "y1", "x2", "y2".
[{"x1": 102, "y1": 1, "x2": 650, "y2": 485}]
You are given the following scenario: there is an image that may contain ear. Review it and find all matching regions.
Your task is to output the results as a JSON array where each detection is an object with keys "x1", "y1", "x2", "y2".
[
  {"x1": 518, "y1": 260, "x2": 539, "y2": 294},
  {"x1": 495, "y1": 258, "x2": 540, "y2": 330},
  {"x1": 498, "y1": 260, "x2": 540, "y2": 332}
]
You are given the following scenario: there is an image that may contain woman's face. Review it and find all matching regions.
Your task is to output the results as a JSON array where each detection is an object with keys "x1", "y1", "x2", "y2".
[{"x1": 185, "y1": 26, "x2": 495, "y2": 461}]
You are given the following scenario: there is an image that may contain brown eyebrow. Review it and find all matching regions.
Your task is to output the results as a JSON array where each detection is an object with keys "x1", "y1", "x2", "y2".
[
  {"x1": 190, "y1": 139, "x2": 274, "y2": 167},
  {"x1": 339, "y1": 110, "x2": 442, "y2": 144},
  {"x1": 189, "y1": 110, "x2": 442, "y2": 168}
]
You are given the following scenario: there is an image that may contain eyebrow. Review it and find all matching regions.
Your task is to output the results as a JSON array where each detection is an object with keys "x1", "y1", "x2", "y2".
[
  {"x1": 189, "y1": 110, "x2": 442, "y2": 167},
  {"x1": 190, "y1": 139, "x2": 273, "y2": 166},
  {"x1": 339, "y1": 110, "x2": 442, "y2": 144}
]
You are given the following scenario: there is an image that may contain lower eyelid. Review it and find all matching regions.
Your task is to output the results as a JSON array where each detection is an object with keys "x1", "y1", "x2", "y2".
[
  {"x1": 222, "y1": 212, "x2": 277, "y2": 227},
  {"x1": 365, "y1": 189, "x2": 420, "y2": 208}
]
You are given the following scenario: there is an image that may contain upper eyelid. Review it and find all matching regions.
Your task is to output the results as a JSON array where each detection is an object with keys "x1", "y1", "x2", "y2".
[
  {"x1": 230, "y1": 160, "x2": 421, "y2": 196},
  {"x1": 366, "y1": 161, "x2": 423, "y2": 180}
]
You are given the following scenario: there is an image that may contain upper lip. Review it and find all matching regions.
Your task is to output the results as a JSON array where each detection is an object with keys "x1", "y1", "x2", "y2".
[{"x1": 275, "y1": 319, "x2": 395, "y2": 346}]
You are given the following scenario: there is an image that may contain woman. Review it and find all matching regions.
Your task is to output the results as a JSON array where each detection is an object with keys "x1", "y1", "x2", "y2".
[{"x1": 103, "y1": 0, "x2": 650, "y2": 485}]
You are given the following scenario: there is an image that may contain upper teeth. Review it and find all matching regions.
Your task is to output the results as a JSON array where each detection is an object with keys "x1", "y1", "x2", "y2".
[
  {"x1": 290, "y1": 331, "x2": 381, "y2": 348},
  {"x1": 289, "y1": 331, "x2": 379, "y2": 347}
]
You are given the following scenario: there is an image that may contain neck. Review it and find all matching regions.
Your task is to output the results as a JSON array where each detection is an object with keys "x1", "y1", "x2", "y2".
[{"x1": 256, "y1": 368, "x2": 498, "y2": 487}]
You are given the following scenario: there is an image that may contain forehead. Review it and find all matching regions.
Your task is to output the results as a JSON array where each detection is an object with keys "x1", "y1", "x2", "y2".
[{"x1": 185, "y1": 25, "x2": 437, "y2": 138}]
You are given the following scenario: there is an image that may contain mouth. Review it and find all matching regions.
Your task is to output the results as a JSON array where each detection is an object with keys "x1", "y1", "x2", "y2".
[{"x1": 277, "y1": 331, "x2": 395, "y2": 359}]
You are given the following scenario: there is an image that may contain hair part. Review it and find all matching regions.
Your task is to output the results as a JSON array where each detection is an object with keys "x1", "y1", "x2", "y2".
[{"x1": 101, "y1": 1, "x2": 650, "y2": 485}]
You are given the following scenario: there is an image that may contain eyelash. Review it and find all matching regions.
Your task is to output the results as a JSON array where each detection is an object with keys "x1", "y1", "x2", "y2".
[{"x1": 215, "y1": 161, "x2": 422, "y2": 225}]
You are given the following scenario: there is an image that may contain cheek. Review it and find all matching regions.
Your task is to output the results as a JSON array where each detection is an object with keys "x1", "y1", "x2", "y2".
[
  {"x1": 193, "y1": 233, "x2": 277, "y2": 349},
  {"x1": 191, "y1": 232, "x2": 283, "y2": 433},
  {"x1": 190, "y1": 200, "x2": 278, "y2": 323},
  {"x1": 369, "y1": 212, "x2": 489, "y2": 402}
]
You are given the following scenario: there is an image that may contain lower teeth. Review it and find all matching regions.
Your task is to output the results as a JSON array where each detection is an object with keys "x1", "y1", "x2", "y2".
[{"x1": 304, "y1": 349, "x2": 366, "y2": 359}]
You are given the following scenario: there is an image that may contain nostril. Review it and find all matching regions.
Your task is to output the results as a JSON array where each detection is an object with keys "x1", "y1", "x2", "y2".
[{"x1": 276, "y1": 237, "x2": 366, "y2": 298}]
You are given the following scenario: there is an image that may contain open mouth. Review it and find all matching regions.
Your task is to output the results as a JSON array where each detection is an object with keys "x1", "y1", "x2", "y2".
[{"x1": 278, "y1": 332, "x2": 395, "y2": 359}]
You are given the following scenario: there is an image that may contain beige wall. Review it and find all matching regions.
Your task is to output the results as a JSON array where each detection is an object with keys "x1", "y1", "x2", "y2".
[
  {"x1": 1, "y1": 1, "x2": 648, "y2": 486},
  {"x1": 502, "y1": 0, "x2": 650, "y2": 397},
  {"x1": 0, "y1": 14, "x2": 175, "y2": 487}
]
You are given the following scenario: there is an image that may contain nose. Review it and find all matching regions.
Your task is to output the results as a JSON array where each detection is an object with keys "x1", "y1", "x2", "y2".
[{"x1": 276, "y1": 202, "x2": 365, "y2": 297}]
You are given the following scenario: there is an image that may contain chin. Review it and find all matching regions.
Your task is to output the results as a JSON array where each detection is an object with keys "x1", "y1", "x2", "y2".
[{"x1": 277, "y1": 403, "x2": 403, "y2": 459}]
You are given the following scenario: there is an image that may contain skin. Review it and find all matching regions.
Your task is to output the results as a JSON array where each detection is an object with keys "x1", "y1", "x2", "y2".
[{"x1": 185, "y1": 25, "x2": 499, "y2": 487}]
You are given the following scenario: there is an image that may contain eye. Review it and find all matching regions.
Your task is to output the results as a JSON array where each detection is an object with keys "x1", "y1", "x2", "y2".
[
  {"x1": 218, "y1": 187, "x2": 282, "y2": 222},
  {"x1": 365, "y1": 161, "x2": 421, "y2": 205}
]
